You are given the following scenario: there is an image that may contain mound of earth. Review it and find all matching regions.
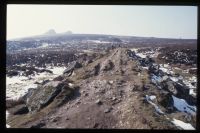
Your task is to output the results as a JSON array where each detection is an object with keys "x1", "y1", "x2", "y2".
[{"x1": 6, "y1": 48, "x2": 196, "y2": 129}]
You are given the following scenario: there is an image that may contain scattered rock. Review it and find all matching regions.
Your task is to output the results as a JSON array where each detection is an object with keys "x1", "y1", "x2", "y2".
[
  {"x1": 7, "y1": 70, "x2": 19, "y2": 77},
  {"x1": 108, "y1": 80, "x2": 114, "y2": 84},
  {"x1": 81, "y1": 90, "x2": 86, "y2": 93},
  {"x1": 53, "y1": 76, "x2": 64, "y2": 81},
  {"x1": 142, "y1": 85, "x2": 150, "y2": 91},
  {"x1": 95, "y1": 99, "x2": 102, "y2": 105},
  {"x1": 13, "y1": 105, "x2": 29, "y2": 115},
  {"x1": 165, "y1": 81, "x2": 177, "y2": 95},
  {"x1": 94, "y1": 63, "x2": 100, "y2": 76},
  {"x1": 51, "y1": 116, "x2": 61, "y2": 123},
  {"x1": 189, "y1": 68, "x2": 197, "y2": 75},
  {"x1": 30, "y1": 122, "x2": 46, "y2": 128},
  {"x1": 86, "y1": 59, "x2": 93, "y2": 65},
  {"x1": 68, "y1": 83, "x2": 74, "y2": 87},
  {"x1": 39, "y1": 69, "x2": 53, "y2": 74},
  {"x1": 7, "y1": 104, "x2": 28, "y2": 115},
  {"x1": 100, "y1": 60, "x2": 114, "y2": 71},
  {"x1": 174, "y1": 82, "x2": 196, "y2": 105},
  {"x1": 41, "y1": 79, "x2": 50, "y2": 85},
  {"x1": 84, "y1": 93, "x2": 89, "y2": 97},
  {"x1": 93, "y1": 123, "x2": 99, "y2": 128},
  {"x1": 104, "y1": 107, "x2": 112, "y2": 113}
]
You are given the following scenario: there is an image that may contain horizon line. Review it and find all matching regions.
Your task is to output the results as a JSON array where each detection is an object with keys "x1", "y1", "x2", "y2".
[{"x1": 7, "y1": 32, "x2": 197, "y2": 41}]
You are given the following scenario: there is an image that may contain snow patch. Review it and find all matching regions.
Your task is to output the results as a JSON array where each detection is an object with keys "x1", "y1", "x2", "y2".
[
  {"x1": 6, "y1": 111, "x2": 11, "y2": 128},
  {"x1": 130, "y1": 48, "x2": 138, "y2": 52},
  {"x1": 6, "y1": 66, "x2": 66, "y2": 100},
  {"x1": 145, "y1": 95, "x2": 164, "y2": 115},
  {"x1": 6, "y1": 110, "x2": 9, "y2": 120},
  {"x1": 159, "y1": 67, "x2": 174, "y2": 75},
  {"x1": 68, "y1": 83, "x2": 74, "y2": 87},
  {"x1": 170, "y1": 77, "x2": 179, "y2": 82},
  {"x1": 189, "y1": 89, "x2": 196, "y2": 97},
  {"x1": 48, "y1": 66, "x2": 66, "y2": 75},
  {"x1": 181, "y1": 78, "x2": 196, "y2": 97},
  {"x1": 149, "y1": 95, "x2": 156, "y2": 101},
  {"x1": 172, "y1": 95, "x2": 196, "y2": 115},
  {"x1": 142, "y1": 66, "x2": 149, "y2": 70},
  {"x1": 171, "y1": 118, "x2": 195, "y2": 130},
  {"x1": 6, "y1": 124, "x2": 11, "y2": 128},
  {"x1": 136, "y1": 53, "x2": 147, "y2": 58}
]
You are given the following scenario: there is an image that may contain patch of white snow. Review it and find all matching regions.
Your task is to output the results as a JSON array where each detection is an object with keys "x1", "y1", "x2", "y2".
[
  {"x1": 172, "y1": 95, "x2": 196, "y2": 115},
  {"x1": 171, "y1": 118, "x2": 195, "y2": 130}
]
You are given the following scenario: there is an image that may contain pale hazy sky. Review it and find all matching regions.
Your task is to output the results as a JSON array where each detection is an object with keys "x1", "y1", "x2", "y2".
[{"x1": 7, "y1": 5, "x2": 197, "y2": 39}]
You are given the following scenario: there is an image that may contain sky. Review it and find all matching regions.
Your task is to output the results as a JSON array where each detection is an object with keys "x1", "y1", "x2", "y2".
[{"x1": 7, "y1": 5, "x2": 197, "y2": 40}]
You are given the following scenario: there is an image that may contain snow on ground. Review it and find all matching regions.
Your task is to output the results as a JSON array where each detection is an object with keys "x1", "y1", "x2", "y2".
[
  {"x1": 159, "y1": 66, "x2": 174, "y2": 75},
  {"x1": 151, "y1": 74, "x2": 162, "y2": 85},
  {"x1": 130, "y1": 48, "x2": 147, "y2": 58},
  {"x1": 40, "y1": 43, "x2": 50, "y2": 48},
  {"x1": 130, "y1": 47, "x2": 196, "y2": 129},
  {"x1": 130, "y1": 48, "x2": 138, "y2": 52},
  {"x1": 171, "y1": 118, "x2": 195, "y2": 130},
  {"x1": 163, "y1": 64, "x2": 170, "y2": 68},
  {"x1": 82, "y1": 50, "x2": 93, "y2": 53},
  {"x1": 6, "y1": 124, "x2": 10, "y2": 128},
  {"x1": 6, "y1": 66, "x2": 66, "y2": 127},
  {"x1": 174, "y1": 67, "x2": 182, "y2": 70},
  {"x1": 172, "y1": 95, "x2": 196, "y2": 116},
  {"x1": 136, "y1": 53, "x2": 147, "y2": 58},
  {"x1": 181, "y1": 77, "x2": 196, "y2": 97},
  {"x1": 159, "y1": 63, "x2": 196, "y2": 97},
  {"x1": 145, "y1": 95, "x2": 164, "y2": 115},
  {"x1": 6, "y1": 76, "x2": 28, "y2": 85},
  {"x1": 6, "y1": 110, "x2": 9, "y2": 119},
  {"x1": 169, "y1": 77, "x2": 179, "y2": 82},
  {"x1": 6, "y1": 66, "x2": 66, "y2": 100},
  {"x1": 87, "y1": 40, "x2": 110, "y2": 44},
  {"x1": 149, "y1": 52, "x2": 160, "y2": 58},
  {"x1": 130, "y1": 48, "x2": 160, "y2": 58},
  {"x1": 182, "y1": 80, "x2": 196, "y2": 89},
  {"x1": 189, "y1": 76, "x2": 197, "y2": 82},
  {"x1": 6, "y1": 111, "x2": 10, "y2": 128},
  {"x1": 68, "y1": 83, "x2": 74, "y2": 87},
  {"x1": 183, "y1": 80, "x2": 196, "y2": 90},
  {"x1": 189, "y1": 89, "x2": 196, "y2": 97},
  {"x1": 47, "y1": 66, "x2": 66, "y2": 75},
  {"x1": 148, "y1": 95, "x2": 156, "y2": 101},
  {"x1": 159, "y1": 67, "x2": 168, "y2": 73},
  {"x1": 142, "y1": 66, "x2": 149, "y2": 70}
]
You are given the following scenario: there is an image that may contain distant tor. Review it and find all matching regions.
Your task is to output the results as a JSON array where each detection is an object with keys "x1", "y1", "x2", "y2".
[{"x1": 44, "y1": 29, "x2": 56, "y2": 35}]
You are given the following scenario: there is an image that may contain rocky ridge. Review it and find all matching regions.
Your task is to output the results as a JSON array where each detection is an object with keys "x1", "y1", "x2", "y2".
[{"x1": 6, "y1": 48, "x2": 196, "y2": 129}]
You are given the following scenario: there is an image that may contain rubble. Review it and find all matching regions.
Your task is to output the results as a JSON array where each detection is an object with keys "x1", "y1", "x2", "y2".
[
  {"x1": 31, "y1": 122, "x2": 46, "y2": 128},
  {"x1": 95, "y1": 99, "x2": 102, "y2": 105},
  {"x1": 104, "y1": 107, "x2": 112, "y2": 113}
]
